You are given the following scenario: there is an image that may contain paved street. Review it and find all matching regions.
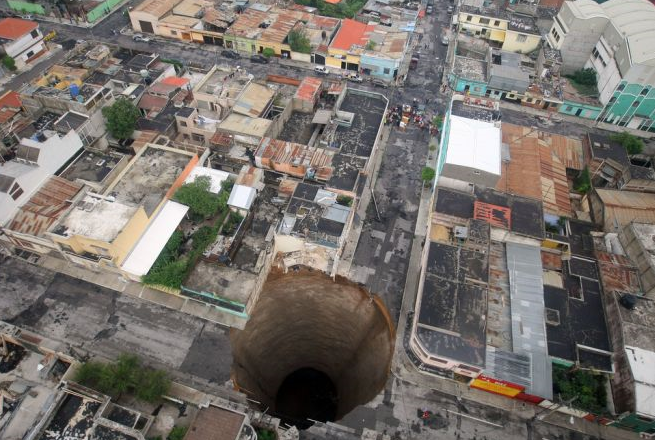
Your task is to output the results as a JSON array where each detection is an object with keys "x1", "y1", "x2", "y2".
[{"x1": 0, "y1": 2, "x2": 644, "y2": 439}]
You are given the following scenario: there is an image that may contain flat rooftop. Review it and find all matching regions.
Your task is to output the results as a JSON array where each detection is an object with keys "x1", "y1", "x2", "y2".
[
  {"x1": 453, "y1": 56, "x2": 488, "y2": 82},
  {"x1": 434, "y1": 187, "x2": 544, "y2": 239},
  {"x1": 108, "y1": 146, "x2": 193, "y2": 215},
  {"x1": 60, "y1": 149, "x2": 125, "y2": 187},
  {"x1": 184, "y1": 405, "x2": 245, "y2": 440},
  {"x1": 415, "y1": 240, "x2": 489, "y2": 368},
  {"x1": 544, "y1": 255, "x2": 612, "y2": 371},
  {"x1": 612, "y1": 292, "x2": 655, "y2": 353},
  {"x1": 195, "y1": 67, "x2": 250, "y2": 97},
  {"x1": 451, "y1": 99, "x2": 500, "y2": 122}
]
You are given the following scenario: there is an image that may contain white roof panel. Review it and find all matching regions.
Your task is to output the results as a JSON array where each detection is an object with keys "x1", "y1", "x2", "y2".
[
  {"x1": 625, "y1": 346, "x2": 655, "y2": 417},
  {"x1": 121, "y1": 200, "x2": 189, "y2": 276},
  {"x1": 445, "y1": 115, "x2": 501, "y2": 176},
  {"x1": 228, "y1": 184, "x2": 256, "y2": 210}
]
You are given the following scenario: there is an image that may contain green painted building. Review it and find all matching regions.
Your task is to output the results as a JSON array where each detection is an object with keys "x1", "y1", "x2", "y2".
[{"x1": 597, "y1": 82, "x2": 655, "y2": 131}]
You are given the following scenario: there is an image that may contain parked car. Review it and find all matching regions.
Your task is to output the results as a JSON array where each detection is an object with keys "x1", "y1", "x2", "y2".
[
  {"x1": 314, "y1": 66, "x2": 329, "y2": 75},
  {"x1": 441, "y1": 35, "x2": 450, "y2": 46},
  {"x1": 250, "y1": 54, "x2": 270, "y2": 64},
  {"x1": 426, "y1": 5, "x2": 433, "y2": 14},
  {"x1": 222, "y1": 50, "x2": 240, "y2": 59},
  {"x1": 371, "y1": 79, "x2": 389, "y2": 88},
  {"x1": 20, "y1": 14, "x2": 34, "y2": 20},
  {"x1": 447, "y1": 5, "x2": 454, "y2": 13},
  {"x1": 347, "y1": 73, "x2": 363, "y2": 83},
  {"x1": 133, "y1": 34, "x2": 151, "y2": 43}
]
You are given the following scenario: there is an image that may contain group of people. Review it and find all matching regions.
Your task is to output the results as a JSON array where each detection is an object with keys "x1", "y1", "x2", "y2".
[{"x1": 384, "y1": 98, "x2": 441, "y2": 137}]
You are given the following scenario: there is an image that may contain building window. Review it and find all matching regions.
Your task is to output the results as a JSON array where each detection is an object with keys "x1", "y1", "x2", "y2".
[
  {"x1": 466, "y1": 15, "x2": 472, "y2": 21},
  {"x1": 383, "y1": 67, "x2": 390, "y2": 74},
  {"x1": 632, "y1": 101, "x2": 640, "y2": 107},
  {"x1": 617, "y1": 83, "x2": 626, "y2": 92},
  {"x1": 551, "y1": 28, "x2": 560, "y2": 42},
  {"x1": 494, "y1": 20, "x2": 500, "y2": 26},
  {"x1": 566, "y1": 106, "x2": 573, "y2": 111},
  {"x1": 9, "y1": 182, "x2": 23, "y2": 200},
  {"x1": 516, "y1": 34, "x2": 527, "y2": 43},
  {"x1": 26, "y1": 50, "x2": 34, "y2": 58},
  {"x1": 479, "y1": 18, "x2": 490, "y2": 25},
  {"x1": 641, "y1": 88, "x2": 649, "y2": 96},
  {"x1": 30, "y1": 29, "x2": 39, "y2": 38},
  {"x1": 171, "y1": 30, "x2": 177, "y2": 36},
  {"x1": 609, "y1": 96, "x2": 616, "y2": 104},
  {"x1": 180, "y1": 120, "x2": 187, "y2": 127}
]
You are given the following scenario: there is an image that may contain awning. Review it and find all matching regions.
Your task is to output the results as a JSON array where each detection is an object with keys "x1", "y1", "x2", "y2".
[{"x1": 121, "y1": 200, "x2": 189, "y2": 277}]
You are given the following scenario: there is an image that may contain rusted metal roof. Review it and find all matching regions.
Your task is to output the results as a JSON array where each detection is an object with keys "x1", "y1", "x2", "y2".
[
  {"x1": 256, "y1": 137, "x2": 334, "y2": 181},
  {"x1": 596, "y1": 250, "x2": 642, "y2": 294},
  {"x1": 596, "y1": 189, "x2": 655, "y2": 228},
  {"x1": 138, "y1": 94, "x2": 168, "y2": 111},
  {"x1": 294, "y1": 77, "x2": 322, "y2": 102},
  {"x1": 8, "y1": 176, "x2": 83, "y2": 236},
  {"x1": 210, "y1": 130, "x2": 234, "y2": 147},
  {"x1": 261, "y1": 11, "x2": 303, "y2": 44},
  {"x1": 498, "y1": 123, "x2": 579, "y2": 217},
  {"x1": 225, "y1": 9, "x2": 268, "y2": 39},
  {"x1": 474, "y1": 200, "x2": 511, "y2": 229}
]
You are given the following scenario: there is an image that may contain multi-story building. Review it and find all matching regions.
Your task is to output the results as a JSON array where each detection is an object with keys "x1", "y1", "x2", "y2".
[
  {"x1": 547, "y1": 0, "x2": 655, "y2": 131},
  {"x1": 457, "y1": 5, "x2": 542, "y2": 54},
  {"x1": 0, "y1": 18, "x2": 48, "y2": 71}
]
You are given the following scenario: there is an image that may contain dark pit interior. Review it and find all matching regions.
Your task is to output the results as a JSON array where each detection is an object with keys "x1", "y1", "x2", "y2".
[{"x1": 230, "y1": 268, "x2": 394, "y2": 428}]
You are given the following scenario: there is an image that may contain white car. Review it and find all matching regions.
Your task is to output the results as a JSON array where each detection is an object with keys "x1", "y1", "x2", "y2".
[
  {"x1": 132, "y1": 34, "x2": 152, "y2": 43},
  {"x1": 314, "y1": 66, "x2": 329, "y2": 75},
  {"x1": 347, "y1": 73, "x2": 363, "y2": 83},
  {"x1": 441, "y1": 35, "x2": 450, "y2": 46}
]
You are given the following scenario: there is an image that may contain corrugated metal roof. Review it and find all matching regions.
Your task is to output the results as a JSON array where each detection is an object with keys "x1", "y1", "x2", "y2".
[
  {"x1": 506, "y1": 242, "x2": 553, "y2": 399},
  {"x1": 294, "y1": 77, "x2": 322, "y2": 102},
  {"x1": 596, "y1": 189, "x2": 655, "y2": 229}
]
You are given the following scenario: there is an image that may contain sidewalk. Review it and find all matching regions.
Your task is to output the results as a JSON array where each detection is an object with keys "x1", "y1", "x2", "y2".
[{"x1": 38, "y1": 254, "x2": 248, "y2": 329}]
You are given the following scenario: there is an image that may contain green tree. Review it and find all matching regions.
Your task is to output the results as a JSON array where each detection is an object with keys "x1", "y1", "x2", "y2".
[
  {"x1": 610, "y1": 131, "x2": 644, "y2": 155},
  {"x1": 100, "y1": 353, "x2": 140, "y2": 398},
  {"x1": 102, "y1": 98, "x2": 141, "y2": 139},
  {"x1": 570, "y1": 68, "x2": 597, "y2": 86},
  {"x1": 74, "y1": 360, "x2": 107, "y2": 388},
  {"x1": 287, "y1": 28, "x2": 311, "y2": 54},
  {"x1": 2, "y1": 55, "x2": 16, "y2": 72},
  {"x1": 142, "y1": 258, "x2": 189, "y2": 288},
  {"x1": 262, "y1": 48, "x2": 275, "y2": 58},
  {"x1": 136, "y1": 369, "x2": 171, "y2": 403},
  {"x1": 365, "y1": 40, "x2": 376, "y2": 50},
  {"x1": 421, "y1": 166, "x2": 436, "y2": 184},
  {"x1": 173, "y1": 175, "x2": 223, "y2": 220}
]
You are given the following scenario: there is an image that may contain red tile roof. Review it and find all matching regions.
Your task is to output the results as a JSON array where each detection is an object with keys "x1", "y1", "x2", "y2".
[
  {"x1": 0, "y1": 18, "x2": 38, "y2": 40},
  {"x1": 294, "y1": 77, "x2": 322, "y2": 102},
  {"x1": 330, "y1": 19, "x2": 374, "y2": 51},
  {"x1": 0, "y1": 91, "x2": 22, "y2": 109},
  {"x1": 161, "y1": 76, "x2": 190, "y2": 87}
]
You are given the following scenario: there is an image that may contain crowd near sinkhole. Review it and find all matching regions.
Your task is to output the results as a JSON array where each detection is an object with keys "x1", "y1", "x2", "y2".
[{"x1": 230, "y1": 268, "x2": 395, "y2": 429}]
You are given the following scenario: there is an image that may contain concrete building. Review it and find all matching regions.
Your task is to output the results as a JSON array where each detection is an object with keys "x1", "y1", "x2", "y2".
[
  {"x1": 437, "y1": 96, "x2": 502, "y2": 188},
  {"x1": 619, "y1": 223, "x2": 655, "y2": 298},
  {"x1": 457, "y1": 5, "x2": 542, "y2": 54},
  {"x1": 547, "y1": 0, "x2": 655, "y2": 131},
  {"x1": 604, "y1": 293, "x2": 655, "y2": 434},
  {"x1": 0, "y1": 129, "x2": 84, "y2": 226},
  {"x1": 0, "y1": 18, "x2": 47, "y2": 70},
  {"x1": 46, "y1": 144, "x2": 199, "y2": 273}
]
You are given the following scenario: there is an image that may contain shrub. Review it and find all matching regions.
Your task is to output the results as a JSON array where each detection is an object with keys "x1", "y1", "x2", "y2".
[
  {"x1": 74, "y1": 354, "x2": 170, "y2": 402},
  {"x1": 610, "y1": 131, "x2": 644, "y2": 155},
  {"x1": 2, "y1": 55, "x2": 16, "y2": 72},
  {"x1": 167, "y1": 426, "x2": 188, "y2": 440},
  {"x1": 336, "y1": 195, "x2": 353, "y2": 207},
  {"x1": 569, "y1": 68, "x2": 597, "y2": 86},
  {"x1": 574, "y1": 167, "x2": 591, "y2": 194},
  {"x1": 287, "y1": 28, "x2": 311, "y2": 54},
  {"x1": 262, "y1": 48, "x2": 275, "y2": 58},
  {"x1": 553, "y1": 365, "x2": 607, "y2": 414},
  {"x1": 174, "y1": 176, "x2": 224, "y2": 220},
  {"x1": 421, "y1": 166, "x2": 436, "y2": 183}
]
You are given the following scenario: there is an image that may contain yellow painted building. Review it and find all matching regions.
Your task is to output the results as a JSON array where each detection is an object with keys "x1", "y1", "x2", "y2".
[
  {"x1": 47, "y1": 144, "x2": 198, "y2": 272},
  {"x1": 458, "y1": 6, "x2": 541, "y2": 54}
]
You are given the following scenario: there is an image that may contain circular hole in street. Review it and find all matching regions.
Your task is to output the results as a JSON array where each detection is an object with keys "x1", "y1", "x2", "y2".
[{"x1": 230, "y1": 268, "x2": 395, "y2": 428}]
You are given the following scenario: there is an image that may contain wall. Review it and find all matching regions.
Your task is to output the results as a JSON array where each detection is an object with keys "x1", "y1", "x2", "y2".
[
  {"x1": 7, "y1": 0, "x2": 45, "y2": 14},
  {"x1": 3, "y1": 28, "x2": 42, "y2": 60},
  {"x1": 619, "y1": 224, "x2": 655, "y2": 298},
  {"x1": 449, "y1": 73, "x2": 488, "y2": 95},
  {"x1": 129, "y1": 11, "x2": 160, "y2": 35},
  {"x1": 558, "y1": 100, "x2": 602, "y2": 119},
  {"x1": 360, "y1": 54, "x2": 400, "y2": 80},
  {"x1": 501, "y1": 30, "x2": 540, "y2": 54},
  {"x1": 548, "y1": 3, "x2": 608, "y2": 74},
  {"x1": 441, "y1": 163, "x2": 500, "y2": 188},
  {"x1": 458, "y1": 12, "x2": 507, "y2": 44}
]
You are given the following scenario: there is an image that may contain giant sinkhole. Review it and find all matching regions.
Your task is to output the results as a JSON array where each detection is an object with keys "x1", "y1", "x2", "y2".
[{"x1": 230, "y1": 268, "x2": 394, "y2": 428}]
